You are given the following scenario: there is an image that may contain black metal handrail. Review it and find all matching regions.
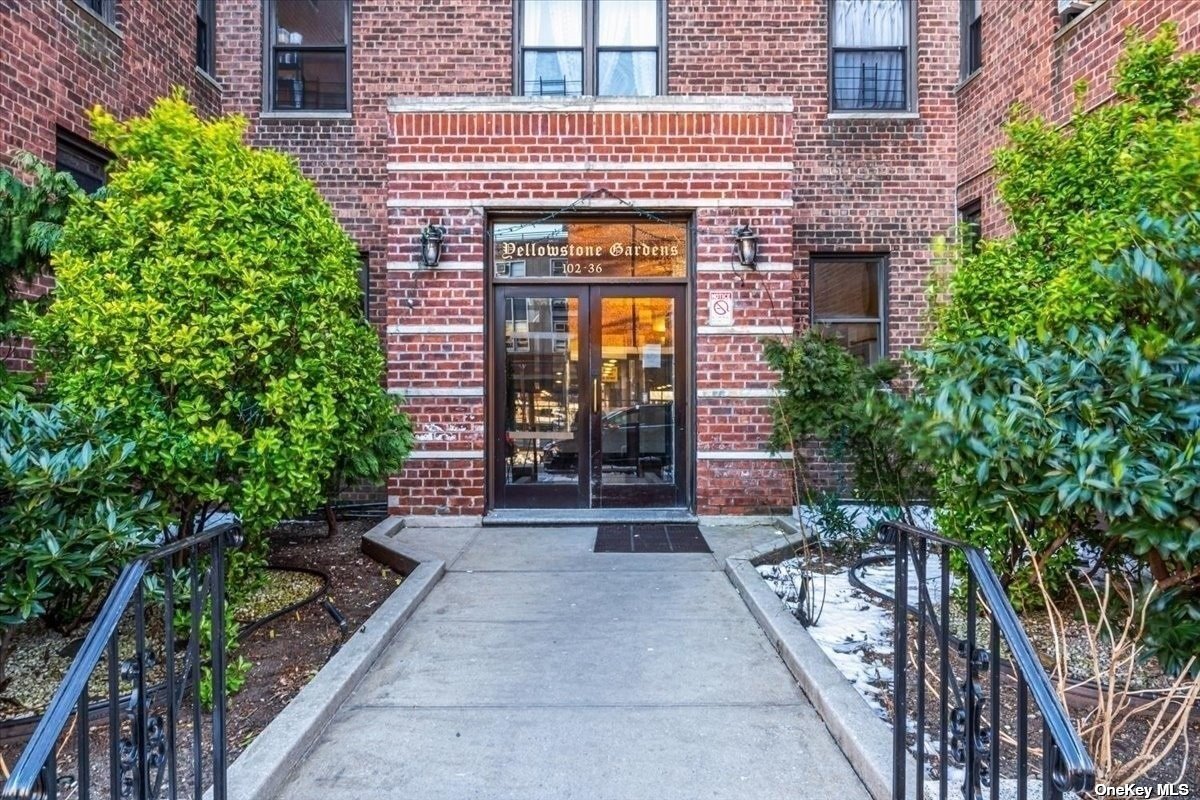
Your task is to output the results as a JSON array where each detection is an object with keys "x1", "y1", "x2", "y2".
[
  {"x1": 1, "y1": 522, "x2": 241, "y2": 800},
  {"x1": 881, "y1": 521, "x2": 1095, "y2": 800}
]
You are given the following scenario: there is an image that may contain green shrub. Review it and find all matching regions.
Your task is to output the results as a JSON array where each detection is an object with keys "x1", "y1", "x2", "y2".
[
  {"x1": 934, "y1": 25, "x2": 1200, "y2": 344},
  {"x1": 320, "y1": 371, "x2": 413, "y2": 536},
  {"x1": 0, "y1": 396, "x2": 167, "y2": 686},
  {"x1": 32, "y1": 91, "x2": 407, "y2": 540},
  {"x1": 912, "y1": 215, "x2": 1200, "y2": 673},
  {"x1": 0, "y1": 152, "x2": 82, "y2": 326},
  {"x1": 763, "y1": 330, "x2": 933, "y2": 525}
]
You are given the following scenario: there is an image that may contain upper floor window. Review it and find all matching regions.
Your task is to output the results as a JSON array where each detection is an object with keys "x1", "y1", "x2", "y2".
[
  {"x1": 516, "y1": 0, "x2": 665, "y2": 97},
  {"x1": 829, "y1": 0, "x2": 912, "y2": 112},
  {"x1": 196, "y1": 0, "x2": 216, "y2": 75},
  {"x1": 76, "y1": 0, "x2": 115, "y2": 25},
  {"x1": 961, "y1": 0, "x2": 982, "y2": 78},
  {"x1": 810, "y1": 255, "x2": 886, "y2": 364},
  {"x1": 265, "y1": 0, "x2": 350, "y2": 112}
]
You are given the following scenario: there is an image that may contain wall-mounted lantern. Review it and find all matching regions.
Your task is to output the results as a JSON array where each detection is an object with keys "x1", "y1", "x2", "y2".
[
  {"x1": 420, "y1": 223, "x2": 446, "y2": 268},
  {"x1": 732, "y1": 223, "x2": 759, "y2": 269}
]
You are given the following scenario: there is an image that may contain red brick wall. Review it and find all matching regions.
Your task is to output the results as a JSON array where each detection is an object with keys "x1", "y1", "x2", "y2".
[
  {"x1": 215, "y1": 0, "x2": 960, "y2": 517},
  {"x1": 217, "y1": 0, "x2": 513, "y2": 331},
  {"x1": 1, "y1": 0, "x2": 220, "y2": 369},
  {"x1": 385, "y1": 105, "x2": 796, "y2": 515},
  {"x1": 957, "y1": 0, "x2": 1200, "y2": 233}
]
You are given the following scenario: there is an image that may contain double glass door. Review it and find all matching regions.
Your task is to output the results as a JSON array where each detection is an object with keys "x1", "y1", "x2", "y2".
[{"x1": 492, "y1": 285, "x2": 687, "y2": 509}]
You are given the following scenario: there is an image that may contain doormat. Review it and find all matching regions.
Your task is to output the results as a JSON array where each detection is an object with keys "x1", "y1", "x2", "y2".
[{"x1": 593, "y1": 524, "x2": 711, "y2": 554}]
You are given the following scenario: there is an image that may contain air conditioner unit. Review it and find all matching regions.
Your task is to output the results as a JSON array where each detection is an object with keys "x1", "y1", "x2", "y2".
[{"x1": 1058, "y1": 0, "x2": 1092, "y2": 17}]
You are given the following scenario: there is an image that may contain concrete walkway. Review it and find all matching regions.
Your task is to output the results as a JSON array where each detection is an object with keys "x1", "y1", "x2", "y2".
[{"x1": 273, "y1": 524, "x2": 871, "y2": 800}]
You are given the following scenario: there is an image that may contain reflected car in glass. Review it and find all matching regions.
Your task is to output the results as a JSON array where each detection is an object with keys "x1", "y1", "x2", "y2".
[{"x1": 542, "y1": 402, "x2": 673, "y2": 472}]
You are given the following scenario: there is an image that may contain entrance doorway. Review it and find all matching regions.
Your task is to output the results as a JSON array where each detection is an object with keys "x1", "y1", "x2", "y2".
[{"x1": 492, "y1": 284, "x2": 688, "y2": 509}]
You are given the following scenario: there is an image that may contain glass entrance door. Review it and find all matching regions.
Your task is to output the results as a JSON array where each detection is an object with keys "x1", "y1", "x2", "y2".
[
  {"x1": 590, "y1": 288, "x2": 683, "y2": 507},
  {"x1": 491, "y1": 285, "x2": 687, "y2": 509}
]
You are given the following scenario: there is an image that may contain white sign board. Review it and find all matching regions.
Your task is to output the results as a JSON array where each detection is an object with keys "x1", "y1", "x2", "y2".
[
  {"x1": 642, "y1": 343, "x2": 661, "y2": 369},
  {"x1": 708, "y1": 291, "x2": 734, "y2": 327}
]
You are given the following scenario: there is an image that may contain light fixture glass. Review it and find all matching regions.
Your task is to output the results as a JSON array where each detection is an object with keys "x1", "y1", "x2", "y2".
[
  {"x1": 420, "y1": 223, "x2": 446, "y2": 267},
  {"x1": 732, "y1": 223, "x2": 758, "y2": 269}
]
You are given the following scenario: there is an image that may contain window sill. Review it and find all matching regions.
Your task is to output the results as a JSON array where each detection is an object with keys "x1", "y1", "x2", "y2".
[
  {"x1": 826, "y1": 111, "x2": 919, "y2": 121},
  {"x1": 70, "y1": 0, "x2": 121, "y2": 38},
  {"x1": 195, "y1": 66, "x2": 222, "y2": 92},
  {"x1": 260, "y1": 110, "x2": 353, "y2": 121},
  {"x1": 1055, "y1": 0, "x2": 1110, "y2": 40},
  {"x1": 956, "y1": 68, "x2": 983, "y2": 93}
]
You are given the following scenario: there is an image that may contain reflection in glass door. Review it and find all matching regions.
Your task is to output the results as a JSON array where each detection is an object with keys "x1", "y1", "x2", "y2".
[
  {"x1": 495, "y1": 288, "x2": 588, "y2": 508},
  {"x1": 592, "y1": 292, "x2": 680, "y2": 507},
  {"x1": 491, "y1": 285, "x2": 687, "y2": 510}
]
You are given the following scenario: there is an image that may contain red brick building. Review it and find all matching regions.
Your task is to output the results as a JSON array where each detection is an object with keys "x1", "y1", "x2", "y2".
[
  {"x1": 216, "y1": 0, "x2": 960, "y2": 519},
  {"x1": 957, "y1": 0, "x2": 1200, "y2": 235},
  {"x1": 1, "y1": 0, "x2": 221, "y2": 367},
  {"x1": 4, "y1": 0, "x2": 1197, "y2": 521}
]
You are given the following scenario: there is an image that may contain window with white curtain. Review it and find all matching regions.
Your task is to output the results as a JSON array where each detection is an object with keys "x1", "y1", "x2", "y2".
[
  {"x1": 518, "y1": 0, "x2": 664, "y2": 97},
  {"x1": 829, "y1": 0, "x2": 913, "y2": 112}
]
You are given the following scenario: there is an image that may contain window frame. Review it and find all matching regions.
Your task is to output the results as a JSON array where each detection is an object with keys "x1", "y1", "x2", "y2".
[
  {"x1": 827, "y1": 0, "x2": 917, "y2": 115},
  {"x1": 75, "y1": 0, "x2": 116, "y2": 27},
  {"x1": 196, "y1": 0, "x2": 217, "y2": 76},
  {"x1": 512, "y1": 0, "x2": 668, "y2": 97},
  {"x1": 55, "y1": 128, "x2": 111, "y2": 195},
  {"x1": 959, "y1": 200, "x2": 982, "y2": 255},
  {"x1": 960, "y1": 0, "x2": 982, "y2": 79},
  {"x1": 263, "y1": 0, "x2": 352, "y2": 115},
  {"x1": 809, "y1": 254, "x2": 889, "y2": 364}
]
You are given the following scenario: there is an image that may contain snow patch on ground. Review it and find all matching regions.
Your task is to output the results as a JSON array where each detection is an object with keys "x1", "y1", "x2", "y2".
[{"x1": 758, "y1": 556, "x2": 894, "y2": 714}]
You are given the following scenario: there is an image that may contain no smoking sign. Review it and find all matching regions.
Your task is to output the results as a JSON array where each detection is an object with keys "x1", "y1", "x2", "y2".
[{"x1": 708, "y1": 291, "x2": 734, "y2": 327}]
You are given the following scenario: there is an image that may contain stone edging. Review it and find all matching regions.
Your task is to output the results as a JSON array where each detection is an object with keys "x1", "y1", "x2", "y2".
[
  {"x1": 221, "y1": 517, "x2": 445, "y2": 800},
  {"x1": 724, "y1": 535, "x2": 917, "y2": 800}
]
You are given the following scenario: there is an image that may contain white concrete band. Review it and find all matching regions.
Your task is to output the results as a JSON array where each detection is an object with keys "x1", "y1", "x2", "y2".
[
  {"x1": 387, "y1": 261, "x2": 485, "y2": 271},
  {"x1": 389, "y1": 387, "x2": 485, "y2": 398},
  {"x1": 697, "y1": 451, "x2": 792, "y2": 460},
  {"x1": 387, "y1": 197, "x2": 795, "y2": 210},
  {"x1": 696, "y1": 261, "x2": 793, "y2": 273},
  {"x1": 387, "y1": 160, "x2": 793, "y2": 173},
  {"x1": 387, "y1": 95, "x2": 795, "y2": 113},
  {"x1": 386, "y1": 324, "x2": 482, "y2": 335},
  {"x1": 696, "y1": 388, "x2": 779, "y2": 399},
  {"x1": 697, "y1": 324, "x2": 793, "y2": 335},
  {"x1": 407, "y1": 450, "x2": 485, "y2": 460}
]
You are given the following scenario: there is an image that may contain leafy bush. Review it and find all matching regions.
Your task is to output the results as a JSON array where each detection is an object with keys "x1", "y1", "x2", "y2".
[
  {"x1": 934, "y1": 25, "x2": 1200, "y2": 343},
  {"x1": 320, "y1": 373, "x2": 413, "y2": 536},
  {"x1": 0, "y1": 152, "x2": 82, "y2": 326},
  {"x1": 32, "y1": 92, "x2": 407, "y2": 540},
  {"x1": 763, "y1": 330, "x2": 933, "y2": 526},
  {"x1": 913, "y1": 215, "x2": 1200, "y2": 673},
  {"x1": 0, "y1": 396, "x2": 166, "y2": 687}
]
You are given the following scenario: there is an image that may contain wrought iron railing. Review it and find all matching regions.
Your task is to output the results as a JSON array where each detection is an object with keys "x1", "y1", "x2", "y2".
[
  {"x1": 1, "y1": 523, "x2": 241, "y2": 800},
  {"x1": 880, "y1": 522, "x2": 1095, "y2": 800}
]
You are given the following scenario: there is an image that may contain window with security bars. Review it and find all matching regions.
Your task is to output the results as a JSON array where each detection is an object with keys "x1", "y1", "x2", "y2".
[
  {"x1": 810, "y1": 256, "x2": 887, "y2": 364},
  {"x1": 266, "y1": 0, "x2": 350, "y2": 112},
  {"x1": 961, "y1": 0, "x2": 982, "y2": 78},
  {"x1": 517, "y1": 0, "x2": 664, "y2": 97},
  {"x1": 829, "y1": 0, "x2": 912, "y2": 112}
]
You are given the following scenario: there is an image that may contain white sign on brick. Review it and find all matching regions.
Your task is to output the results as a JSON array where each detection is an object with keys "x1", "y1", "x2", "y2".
[{"x1": 707, "y1": 291, "x2": 734, "y2": 327}]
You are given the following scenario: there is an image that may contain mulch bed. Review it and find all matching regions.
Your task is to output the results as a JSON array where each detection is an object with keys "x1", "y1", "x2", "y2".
[{"x1": 0, "y1": 516, "x2": 399, "y2": 785}]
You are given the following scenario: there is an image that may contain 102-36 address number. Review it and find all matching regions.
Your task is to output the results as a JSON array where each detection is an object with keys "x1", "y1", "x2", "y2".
[{"x1": 563, "y1": 262, "x2": 605, "y2": 275}]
